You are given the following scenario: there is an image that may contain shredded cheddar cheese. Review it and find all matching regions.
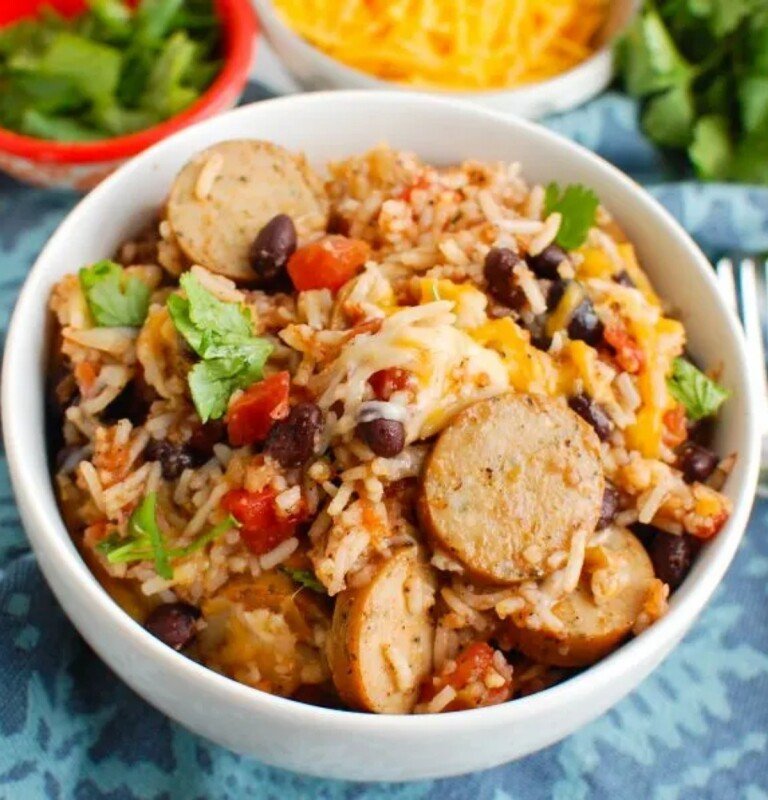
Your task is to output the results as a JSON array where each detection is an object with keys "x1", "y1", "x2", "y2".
[{"x1": 272, "y1": 0, "x2": 610, "y2": 90}]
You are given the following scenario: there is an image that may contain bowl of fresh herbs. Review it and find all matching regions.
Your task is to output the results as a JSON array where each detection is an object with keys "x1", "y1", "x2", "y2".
[
  {"x1": 0, "y1": 0, "x2": 257, "y2": 189},
  {"x1": 618, "y1": 0, "x2": 768, "y2": 185}
]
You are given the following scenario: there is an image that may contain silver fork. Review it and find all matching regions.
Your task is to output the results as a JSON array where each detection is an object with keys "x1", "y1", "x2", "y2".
[{"x1": 716, "y1": 255, "x2": 768, "y2": 497}]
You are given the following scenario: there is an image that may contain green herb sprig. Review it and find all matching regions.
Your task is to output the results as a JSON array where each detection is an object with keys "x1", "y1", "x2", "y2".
[
  {"x1": 667, "y1": 357, "x2": 730, "y2": 421},
  {"x1": 167, "y1": 272, "x2": 274, "y2": 422},
  {"x1": 79, "y1": 260, "x2": 151, "y2": 327},
  {"x1": 96, "y1": 491, "x2": 239, "y2": 578},
  {"x1": 543, "y1": 183, "x2": 599, "y2": 250},
  {"x1": 618, "y1": 0, "x2": 768, "y2": 183},
  {"x1": 280, "y1": 567, "x2": 326, "y2": 594}
]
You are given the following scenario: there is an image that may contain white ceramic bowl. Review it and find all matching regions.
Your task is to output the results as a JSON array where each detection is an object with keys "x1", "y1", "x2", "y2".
[
  {"x1": 252, "y1": 0, "x2": 638, "y2": 118},
  {"x1": 2, "y1": 91, "x2": 760, "y2": 782}
]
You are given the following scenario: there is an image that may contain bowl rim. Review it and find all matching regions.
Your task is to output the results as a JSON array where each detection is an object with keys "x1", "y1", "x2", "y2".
[
  {"x1": 252, "y1": 0, "x2": 639, "y2": 100},
  {"x1": 3, "y1": 90, "x2": 761, "y2": 737},
  {"x1": 0, "y1": 0, "x2": 258, "y2": 164}
]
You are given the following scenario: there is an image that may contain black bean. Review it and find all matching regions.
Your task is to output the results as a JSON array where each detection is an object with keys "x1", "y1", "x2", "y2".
[
  {"x1": 357, "y1": 417, "x2": 406, "y2": 458},
  {"x1": 678, "y1": 442, "x2": 719, "y2": 484},
  {"x1": 596, "y1": 484, "x2": 620, "y2": 530},
  {"x1": 265, "y1": 403, "x2": 323, "y2": 467},
  {"x1": 545, "y1": 279, "x2": 566, "y2": 310},
  {"x1": 527, "y1": 244, "x2": 567, "y2": 279},
  {"x1": 631, "y1": 523, "x2": 657, "y2": 550},
  {"x1": 567, "y1": 298, "x2": 604, "y2": 345},
  {"x1": 649, "y1": 532, "x2": 697, "y2": 590},
  {"x1": 250, "y1": 214, "x2": 297, "y2": 289},
  {"x1": 568, "y1": 394, "x2": 613, "y2": 441},
  {"x1": 102, "y1": 379, "x2": 154, "y2": 426},
  {"x1": 52, "y1": 369, "x2": 79, "y2": 411},
  {"x1": 530, "y1": 333, "x2": 552, "y2": 352},
  {"x1": 614, "y1": 270, "x2": 635, "y2": 288},
  {"x1": 687, "y1": 416, "x2": 715, "y2": 448},
  {"x1": 521, "y1": 314, "x2": 551, "y2": 352},
  {"x1": 484, "y1": 247, "x2": 525, "y2": 309},
  {"x1": 145, "y1": 438, "x2": 195, "y2": 480},
  {"x1": 145, "y1": 602, "x2": 200, "y2": 650},
  {"x1": 188, "y1": 419, "x2": 225, "y2": 464},
  {"x1": 326, "y1": 210, "x2": 350, "y2": 236}
]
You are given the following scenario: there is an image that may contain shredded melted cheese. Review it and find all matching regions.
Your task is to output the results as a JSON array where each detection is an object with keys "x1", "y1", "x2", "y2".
[{"x1": 272, "y1": 0, "x2": 610, "y2": 91}]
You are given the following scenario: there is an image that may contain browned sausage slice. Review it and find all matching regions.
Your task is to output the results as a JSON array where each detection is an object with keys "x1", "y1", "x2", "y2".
[
  {"x1": 167, "y1": 140, "x2": 328, "y2": 281},
  {"x1": 509, "y1": 527, "x2": 656, "y2": 667},
  {"x1": 327, "y1": 548, "x2": 437, "y2": 714},
  {"x1": 419, "y1": 393, "x2": 604, "y2": 584}
]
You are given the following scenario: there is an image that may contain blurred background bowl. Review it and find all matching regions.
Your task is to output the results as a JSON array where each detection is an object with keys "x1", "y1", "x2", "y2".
[
  {"x1": 0, "y1": 0, "x2": 257, "y2": 190},
  {"x1": 252, "y1": 0, "x2": 638, "y2": 119}
]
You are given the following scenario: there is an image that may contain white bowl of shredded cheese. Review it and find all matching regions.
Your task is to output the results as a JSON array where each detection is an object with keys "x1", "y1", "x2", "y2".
[{"x1": 252, "y1": 0, "x2": 638, "y2": 118}]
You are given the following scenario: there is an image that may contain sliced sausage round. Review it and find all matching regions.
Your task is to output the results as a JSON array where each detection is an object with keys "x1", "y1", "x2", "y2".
[
  {"x1": 419, "y1": 393, "x2": 604, "y2": 584},
  {"x1": 167, "y1": 140, "x2": 328, "y2": 282},
  {"x1": 509, "y1": 527, "x2": 655, "y2": 667},
  {"x1": 327, "y1": 548, "x2": 436, "y2": 714}
]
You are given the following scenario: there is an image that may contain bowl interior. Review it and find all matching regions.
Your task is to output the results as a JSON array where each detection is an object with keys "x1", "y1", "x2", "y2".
[{"x1": 2, "y1": 93, "x2": 759, "y2": 766}]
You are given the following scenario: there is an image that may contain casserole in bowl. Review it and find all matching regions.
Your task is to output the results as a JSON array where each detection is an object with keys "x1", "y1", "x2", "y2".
[{"x1": 2, "y1": 91, "x2": 759, "y2": 780}]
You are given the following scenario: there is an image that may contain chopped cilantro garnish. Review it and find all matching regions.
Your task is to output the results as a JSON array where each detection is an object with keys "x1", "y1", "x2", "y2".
[
  {"x1": 667, "y1": 357, "x2": 730, "y2": 421},
  {"x1": 96, "y1": 492, "x2": 238, "y2": 578},
  {"x1": 0, "y1": 0, "x2": 222, "y2": 142},
  {"x1": 167, "y1": 273, "x2": 274, "y2": 422},
  {"x1": 543, "y1": 182, "x2": 600, "y2": 251},
  {"x1": 280, "y1": 567, "x2": 326, "y2": 594},
  {"x1": 171, "y1": 514, "x2": 240, "y2": 558},
  {"x1": 96, "y1": 492, "x2": 171, "y2": 577},
  {"x1": 79, "y1": 260, "x2": 150, "y2": 327}
]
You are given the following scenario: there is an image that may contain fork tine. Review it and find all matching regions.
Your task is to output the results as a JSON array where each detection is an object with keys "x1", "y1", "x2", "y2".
[
  {"x1": 736, "y1": 257, "x2": 768, "y2": 431},
  {"x1": 716, "y1": 257, "x2": 738, "y2": 314}
]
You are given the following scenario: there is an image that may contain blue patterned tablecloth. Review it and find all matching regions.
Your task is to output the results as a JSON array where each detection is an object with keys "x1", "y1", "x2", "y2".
[{"x1": 1, "y1": 86, "x2": 768, "y2": 800}]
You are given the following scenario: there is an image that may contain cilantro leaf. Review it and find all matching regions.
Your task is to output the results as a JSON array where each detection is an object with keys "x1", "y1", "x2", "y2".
[
  {"x1": 179, "y1": 272, "x2": 253, "y2": 344},
  {"x1": 619, "y1": 7, "x2": 692, "y2": 97},
  {"x1": 187, "y1": 358, "x2": 245, "y2": 422},
  {"x1": 131, "y1": 491, "x2": 172, "y2": 578},
  {"x1": 167, "y1": 273, "x2": 274, "y2": 422},
  {"x1": 79, "y1": 260, "x2": 150, "y2": 327},
  {"x1": 544, "y1": 183, "x2": 599, "y2": 251},
  {"x1": 667, "y1": 357, "x2": 730, "y2": 421},
  {"x1": 96, "y1": 492, "x2": 171, "y2": 578},
  {"x1": 739, "y1": 75, "x2": 768, "y2": 136},
  {"x1": 172, "y1": 514, "x2": 239, "y2": 557},
  {"x1": 280, "y1": 567, "x2": 326, "y2": 594},
  {"x1": 642, "y1": 83, "x2": 696, "y2": 148},
  {"x1": 96, "y1": 498, "x2": 238, "y2": 575},
  {"x1": 689, "y1": 115, "x2": 733, "y2": 181}
]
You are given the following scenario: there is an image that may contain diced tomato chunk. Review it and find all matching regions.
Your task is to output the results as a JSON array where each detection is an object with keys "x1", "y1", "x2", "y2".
[
  {"x1": 419, "y1": 642, "x2": 513, "y2": 712},
  {"x1": 368, "y1": 368, "x2": 413, "y2": 401},
  {"x1": 287, "y1": 235, "x2": 370, "y2": 292},
  {"x1": 604, "y1": 324, "x2": 645, "y2": 374},
  {"x1": 227, "y1": 372, "x2": 290, "y2": 447},
  {"x1": 663, "y1": 404, "x2": 687, "y2": 448},
  {"x1": 222, "y1": 487, "x2": 304, "y2": 555}
]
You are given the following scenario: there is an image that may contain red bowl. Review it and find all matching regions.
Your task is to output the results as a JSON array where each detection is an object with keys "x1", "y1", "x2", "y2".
[{"x1": 0, "y1": 0, "x2": 257, "y2": 189}]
